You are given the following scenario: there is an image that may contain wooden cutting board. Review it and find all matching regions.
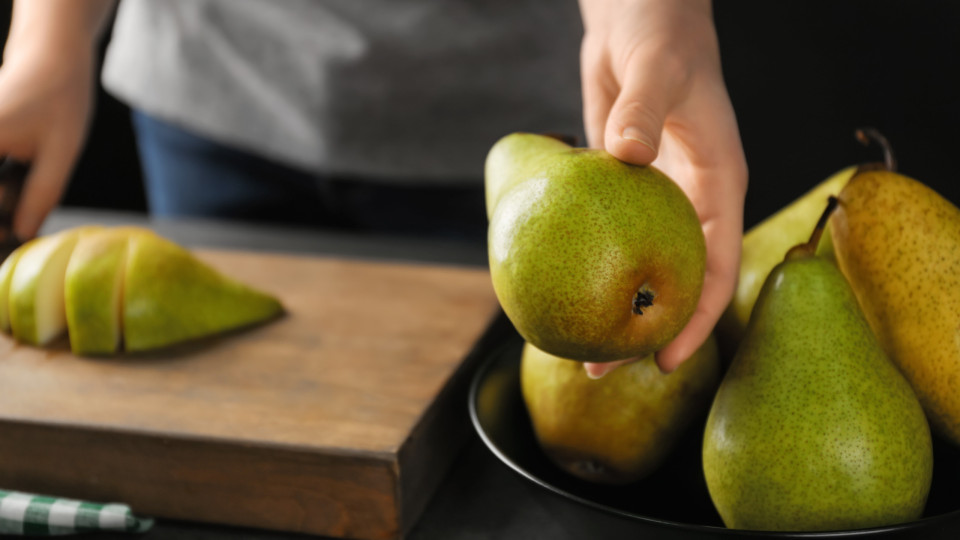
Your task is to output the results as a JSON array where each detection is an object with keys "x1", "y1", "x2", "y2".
[{"x1": 0, "y1": 249, "x2": 500, "y2": 540}]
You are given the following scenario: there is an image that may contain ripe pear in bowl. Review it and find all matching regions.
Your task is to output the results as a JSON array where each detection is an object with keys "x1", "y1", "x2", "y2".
[
  {"x1": 830, "y1": 130, "x2": 960, "y2": 446},
  {"x1": 486, "y1": 133, "x2": 705, "y2": 363},
  {"x1": 521, "y1": 334, "x2": 720, "y2": 485},
  {"x1": 704, "y1": 199, "x2": 932, "y2": 531}
]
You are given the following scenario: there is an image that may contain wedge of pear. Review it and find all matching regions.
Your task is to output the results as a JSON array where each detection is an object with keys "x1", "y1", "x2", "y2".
[
  {"x1": 122, "y1": 228, "x2": 283, "y2": 352},
  {"x1": 521, "y1": 335, "x2": 719, "y2": 484},
  {"x1": 486, "y1": 133, "x2": 705, "y2": 363},
  {"x1": 64, "y1": 228, "x2": 131, "y2": 355},
  {"x1": 8, "y1": 228, "x2": 94, "y2": 345},
  {"x1": 0, "y1": 246, "x2": 25, "y2": 332}
]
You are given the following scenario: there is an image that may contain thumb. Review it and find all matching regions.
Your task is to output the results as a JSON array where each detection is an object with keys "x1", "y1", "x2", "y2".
[{"x1": 603, "y1": 59, "x2": 684, "y2": 166}]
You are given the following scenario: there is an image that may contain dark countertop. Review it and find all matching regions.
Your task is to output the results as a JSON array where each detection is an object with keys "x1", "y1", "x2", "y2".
[{"x1": 38, "y1": 208, "x2": 572, "y2": 540}]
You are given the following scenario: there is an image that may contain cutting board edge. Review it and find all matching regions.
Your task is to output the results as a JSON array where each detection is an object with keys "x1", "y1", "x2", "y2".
[
  {"x1": 395, "y1": 308, "x2": 511, "y2": 537},
  {"x1": 0, "y1": 416, "x2": 406, "y2": 540},
  {"x1": 0, "y1": 414, "x2": 399, "y2": 462}
]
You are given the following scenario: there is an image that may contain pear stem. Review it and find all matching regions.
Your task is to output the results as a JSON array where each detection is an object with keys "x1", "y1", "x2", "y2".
[
  {"x1": 855, "y1": 128, "x2": 897, "y2": 172},
  {"x1": 786, "y1": 196, "x2": 839, "y2": 260}
]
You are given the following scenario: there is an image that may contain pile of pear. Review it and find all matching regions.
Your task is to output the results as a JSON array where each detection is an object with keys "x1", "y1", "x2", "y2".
[
  {"x1": 708, "y1": 129, "x2": 960, "y2": 531},
  {"x1": 486, "y1": 129, "x2": 960, "y2": 532},
  {"x1": 0, "y1": 225, "x2": 283, "y2": 355}
]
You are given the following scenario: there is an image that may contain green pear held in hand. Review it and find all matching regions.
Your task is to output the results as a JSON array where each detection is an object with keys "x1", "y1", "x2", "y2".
[
  {"x1": 703, "y1": 198, "x2": 932, "y2": 531},
  {"x1": 521, "y1": 334, "x2": 720, "y2": 484},
  {"x1": 830, "y1": 128, "x2": 960, "y2": 446},
  {"x1": 486, "y1": 133, "x2": 705, "y2": 362}
]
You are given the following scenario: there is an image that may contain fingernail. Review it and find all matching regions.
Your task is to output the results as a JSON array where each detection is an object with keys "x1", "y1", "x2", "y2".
[
  {"x1": 621, "y1": 127, "x2": 656, "y2": 152},
  {"x1": 657, "y1": 362, "x2": 677, "y2": 375},
  {"x1": 585, "y1": 366, "x2": 607, "y2": 380}
]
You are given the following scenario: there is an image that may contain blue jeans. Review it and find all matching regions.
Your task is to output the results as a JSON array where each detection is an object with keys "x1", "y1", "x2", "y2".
[{"x1": 131, "y1": 111, "x2": 487, "y2": 244}]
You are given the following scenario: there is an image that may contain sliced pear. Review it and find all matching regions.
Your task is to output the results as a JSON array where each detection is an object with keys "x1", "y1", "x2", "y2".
[
  {"x1": 8, "y1": 229, "x2": 89, "y2": 345},
  {"x1": 0, "y1": 246, "x2": 27, "y2": 332},
  {"x1": 64, "y1": 228, "x2": 131, "y2": 355},
  {"x1": 123, "y1": 229, "x2": 284, "y2": 352}
]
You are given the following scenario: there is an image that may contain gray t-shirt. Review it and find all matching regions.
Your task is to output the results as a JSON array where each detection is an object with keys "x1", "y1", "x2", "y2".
[{"x1": 101, "y1": 0, "x2": 585, "y2": 184}]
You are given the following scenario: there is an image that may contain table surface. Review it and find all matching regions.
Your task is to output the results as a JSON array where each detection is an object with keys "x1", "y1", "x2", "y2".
[{"x1": 34, "y1": 208, "x2": 576, "y2": 540}]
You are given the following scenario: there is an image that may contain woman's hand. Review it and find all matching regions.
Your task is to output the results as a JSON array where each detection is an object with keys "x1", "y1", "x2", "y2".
[{"x1": 578, "y1": 0, "x2": 747, "y2": 375}]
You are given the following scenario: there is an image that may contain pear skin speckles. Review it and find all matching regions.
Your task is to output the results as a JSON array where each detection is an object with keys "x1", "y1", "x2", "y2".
[
  {"x1": 487, "y1": 140, "x2": 705, "y2": 363},
  {"x1": 830, "y1": 170, "x2": 960, "y2": 445},
  {"x1": 522, "y1": 334, "x2": 720, "y2": 484},
  {"x1": 703, "y1": 256, "x2": 932, "y2": 531}
]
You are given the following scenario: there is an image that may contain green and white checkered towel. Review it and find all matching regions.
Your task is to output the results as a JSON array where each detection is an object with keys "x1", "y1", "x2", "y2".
[{"x1": 0, "y1": 490, "x2": 153, "y2": 536}]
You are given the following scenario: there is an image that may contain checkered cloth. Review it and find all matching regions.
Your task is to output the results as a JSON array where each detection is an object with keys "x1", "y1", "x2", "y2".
[{"x1": 0, "y1": 490, "x2": 153, "y2": 536}]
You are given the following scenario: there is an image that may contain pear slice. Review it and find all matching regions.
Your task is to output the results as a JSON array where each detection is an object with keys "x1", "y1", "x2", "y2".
[
  {"x1": 64, "y1": 228, "x2": 131, "y2": 355},
  {"x1": 8, "y1": 229, "x2": 87, "y2": 345},
  {"x1": 123, "y1": 229, "x2": 284, "y2": 352},
  {"x1": 0, "y1": 246, "x2": 26, "y2": 332}
]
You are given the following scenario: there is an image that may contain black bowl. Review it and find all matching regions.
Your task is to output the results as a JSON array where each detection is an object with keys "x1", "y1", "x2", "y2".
[{"x1": 468, "y1": 327, "x2": 960, "y2": 539}]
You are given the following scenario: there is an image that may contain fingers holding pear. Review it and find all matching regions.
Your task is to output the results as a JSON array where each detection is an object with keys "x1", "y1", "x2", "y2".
[{"x1": 486, "y1": 133, "x2": 706, "y2": 363}]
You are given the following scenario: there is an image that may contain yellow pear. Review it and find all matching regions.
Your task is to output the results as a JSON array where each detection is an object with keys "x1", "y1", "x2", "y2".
[
  {"x1": 831, "y1": 151, "x2": 960, "y2": 445},
  {"x1": 520, "y1": 335, "x2": 720, "y2": 484},
  {"x1": 123, "y1": 229, "x2": 283, "y2": 352}
]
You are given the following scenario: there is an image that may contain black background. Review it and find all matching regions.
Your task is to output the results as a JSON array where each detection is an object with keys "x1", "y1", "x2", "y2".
[{"x1": 2, "y1": 1, "x2": 959, "y2": 231}]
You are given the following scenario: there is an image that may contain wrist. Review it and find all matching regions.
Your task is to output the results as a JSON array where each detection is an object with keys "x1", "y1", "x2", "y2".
[
  {"x1": 578, "y1": 0, "x2": 712, "y2": 32},
  {"x1": 4, "y1": 0, "x2": 114, "y2": 64}
]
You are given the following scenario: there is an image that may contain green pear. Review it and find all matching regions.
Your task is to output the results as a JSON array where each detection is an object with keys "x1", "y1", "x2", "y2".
[
  {"x1": 123, "y1": 229, "x2": 283, "y2": 352},
  {"x1": 64, "y1": 228, "x2": 131, "y2": 355},
  {"x1": 485, "y1": 133, "x2": 573, "y2": 219},
  {"x1": 0, "y1": 246, "x2": 25, "y2": 332},
  {"x1": 717, "y1": 166, "x2": 854, "y2": 356},
  {"x1": 486, "y1": 133, "x2": 705, "y2": 362},
  {"x1": 521, "y1": 335, "x2": 719, "y2": 484},
  {"x1": 829, "y1": 142, "x2": 960, "y2": 445},
  {"x1": 703, "y1": 202, "x2": 932, "y2": 531},
  {"x1": 8, "y1": 228, "x2": 89, "y2": 345}
]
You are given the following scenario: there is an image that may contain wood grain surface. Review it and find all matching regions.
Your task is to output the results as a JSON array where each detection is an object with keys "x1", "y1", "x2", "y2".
[{"x1": 0, "y1": 249, "x2": 500, "y2": 540}]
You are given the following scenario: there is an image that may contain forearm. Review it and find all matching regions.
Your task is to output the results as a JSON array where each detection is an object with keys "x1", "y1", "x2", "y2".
[{"x1": 5, "y1": 0, "x2": 117, "y2": 62}]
